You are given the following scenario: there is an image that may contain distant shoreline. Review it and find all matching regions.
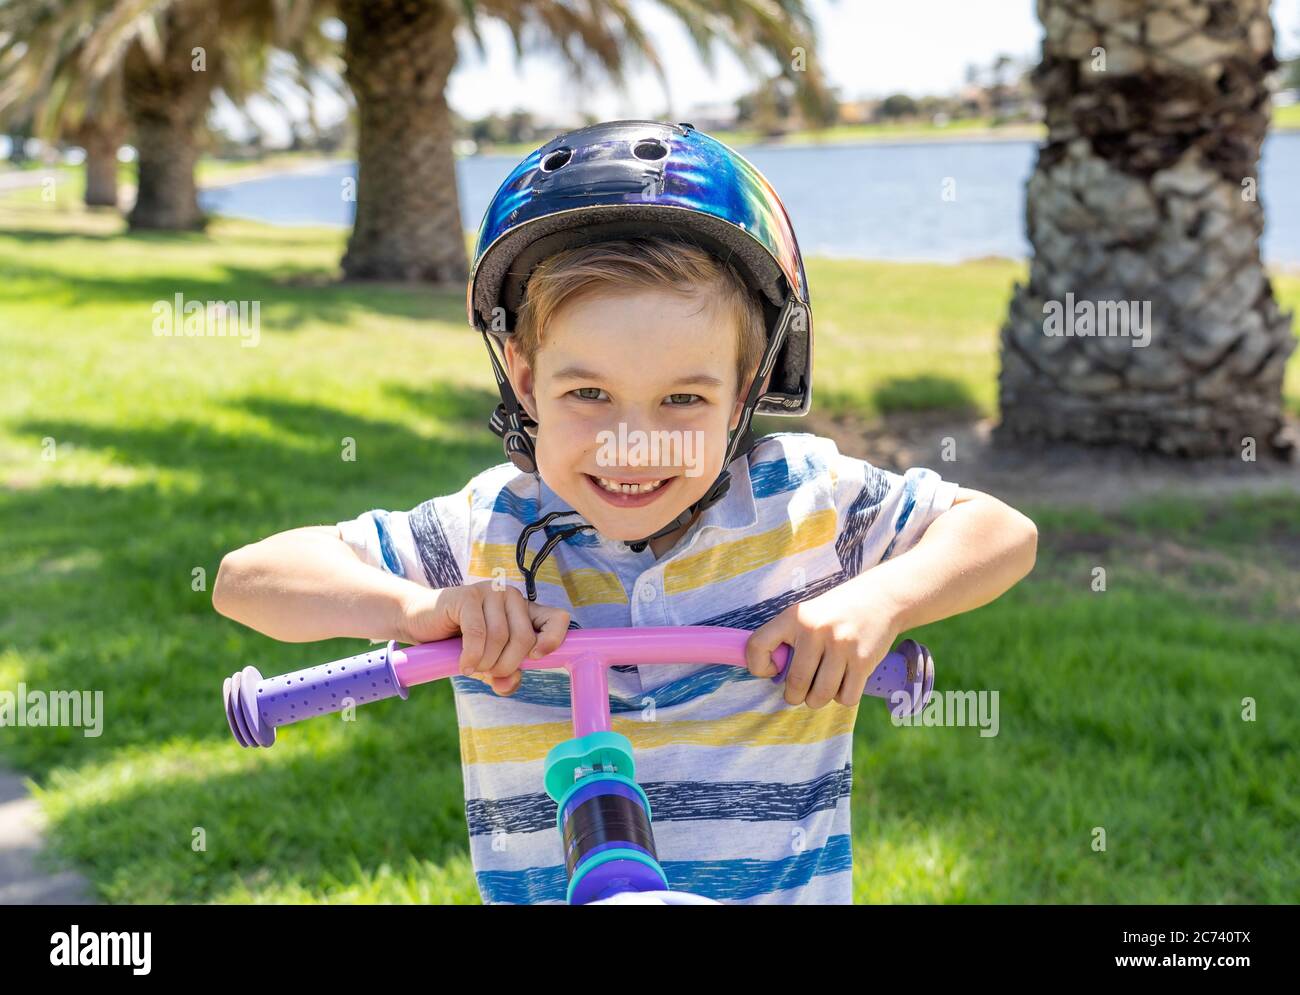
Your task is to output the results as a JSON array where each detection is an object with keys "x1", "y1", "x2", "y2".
[
  {"x1": 199, "y1": 155, "x2": 348, "y2": 188},
  {"x1": 468, "y1": 120, "x2": 1300, "y2": 158},
  {"x1": 469, "y1": 124, "x2": 1048, "y2": 158}
]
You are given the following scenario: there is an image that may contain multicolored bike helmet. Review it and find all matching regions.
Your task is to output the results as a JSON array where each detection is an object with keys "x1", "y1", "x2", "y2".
[{"x1": 467, "y1": 120, "x2": 814, "y2": 599}]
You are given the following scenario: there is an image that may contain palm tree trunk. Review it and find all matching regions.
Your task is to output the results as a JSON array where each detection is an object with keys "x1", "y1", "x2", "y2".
[
  {"x1": 338, "y1": 0, "x2": 469, "y2": 283},
  {"x1": 77, "y1": 120, "x2": 122, "y2": 208},
  {"x1": 122, "y1": 6, "x2": 219, "y2": 231},
  {"x1": 999, "y1": 0, "x2": 1296, "y2": 457}
]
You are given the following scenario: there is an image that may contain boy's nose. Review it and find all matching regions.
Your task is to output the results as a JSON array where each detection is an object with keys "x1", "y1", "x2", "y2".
[{"x1": 601, "y1": 411, "x2": 681, "y2": 435}]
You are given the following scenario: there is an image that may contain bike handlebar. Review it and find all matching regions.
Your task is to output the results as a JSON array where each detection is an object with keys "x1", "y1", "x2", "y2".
[{"x1": 223, "y1": 626, "x2": 935, "y2": 749}]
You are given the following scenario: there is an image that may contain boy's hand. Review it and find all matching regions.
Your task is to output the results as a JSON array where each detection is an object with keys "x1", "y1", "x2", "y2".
[
  {"x1": 744, "y1": 580, "x2": 901, "y2": 709},
  {"x1": 397, "y1": 582, "x2": 570, "y2": 696}
]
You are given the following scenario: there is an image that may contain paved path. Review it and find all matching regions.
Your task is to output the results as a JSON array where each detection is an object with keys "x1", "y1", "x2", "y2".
[
  {"x1": 0, "y1": 763, "x2": 95, "y2": 904},
  {"x1": 0, "y1": 169, "x2": 63, "y2": 193}
]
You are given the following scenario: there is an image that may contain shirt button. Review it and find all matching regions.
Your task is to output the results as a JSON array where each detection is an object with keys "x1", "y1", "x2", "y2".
[{"x1": 639, "y1": 583, "x2": 657, "y2": 602}]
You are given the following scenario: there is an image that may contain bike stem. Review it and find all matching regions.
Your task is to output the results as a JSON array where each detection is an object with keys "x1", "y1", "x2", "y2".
[{"x1": 389, "y1": 626, "x2": 804, "y2": 739}]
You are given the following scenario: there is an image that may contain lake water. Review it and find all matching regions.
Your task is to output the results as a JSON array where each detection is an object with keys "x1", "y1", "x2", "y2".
[{"x1": 198, "y1": 133, "x2": 1300, "y2": 265}]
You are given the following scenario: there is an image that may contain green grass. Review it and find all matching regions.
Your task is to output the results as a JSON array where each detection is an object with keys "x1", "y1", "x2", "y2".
[
  {"x1": 812, "y1": 256, "x2": 1027, "y2": 416},
  {"x1": 1, "y1": 197, "x2": 1298, "y2": 903},
  {"x1": 855, "y1": 491, "x2": 1300, "y2": 902},
  {"x1": 1274, "y1": 102, "x2": 1300, "y2": 131}
]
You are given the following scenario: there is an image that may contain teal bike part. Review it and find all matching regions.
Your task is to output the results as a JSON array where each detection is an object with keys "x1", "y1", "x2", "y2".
[{"x1": 543, "y1": 730, "x2": 636, "y2": 802}]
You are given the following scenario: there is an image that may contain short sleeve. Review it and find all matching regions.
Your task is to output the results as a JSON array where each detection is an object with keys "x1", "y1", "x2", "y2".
[
  {"x1": 831, "y1": 448, "x2": 959, "y2": 578},
  {"x1": 336, "y1": 481, "x2": 472, "y2": 590}
]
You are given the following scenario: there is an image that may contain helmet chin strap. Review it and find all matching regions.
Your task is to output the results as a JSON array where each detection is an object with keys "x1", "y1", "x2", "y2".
[{"x1": 481, "y1": 298, "x2": 795, "y2": 602}]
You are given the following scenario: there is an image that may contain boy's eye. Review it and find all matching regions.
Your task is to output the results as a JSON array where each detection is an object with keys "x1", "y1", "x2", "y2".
[{"x1": 568, "y1": 388, "x2": 702, "y2": 405}]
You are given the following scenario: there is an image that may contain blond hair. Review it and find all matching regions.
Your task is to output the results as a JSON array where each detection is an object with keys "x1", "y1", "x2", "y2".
[{"x1": 509, "y1": 236, "x2": 767, "y2": 395}]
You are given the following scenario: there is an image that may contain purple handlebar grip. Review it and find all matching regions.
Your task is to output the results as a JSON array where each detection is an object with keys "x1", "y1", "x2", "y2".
[
  {"x1": 770, "y1": 638, "x2": 934, "y2": 716},
  {"x1": 223, "y1": 641, "x2": 408, "y2": 748}
]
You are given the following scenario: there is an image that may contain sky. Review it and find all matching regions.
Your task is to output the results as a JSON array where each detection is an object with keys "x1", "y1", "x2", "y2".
[
  {"x1": 445, "y1": 0, "x2": 1048, "y2": 121},
  {"x1": 228, "y1": 0, "x2": 1300, "y2": 144}
]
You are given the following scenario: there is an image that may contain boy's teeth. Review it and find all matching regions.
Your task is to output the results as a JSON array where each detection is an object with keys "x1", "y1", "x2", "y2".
[{"x1": 596, "y1": 476, "x2": 664, "y2": 494}]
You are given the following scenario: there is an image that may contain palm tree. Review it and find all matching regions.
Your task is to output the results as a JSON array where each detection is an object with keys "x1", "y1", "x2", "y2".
[
  {"x1": 115, "y1": 3, "x2": 226, "y2": 229},
  {"x1": 74, "y1": 114, "x2": 125, "y2": 206},
  {"x1": 1, "y1": 0, "x2": 335, "y2": 226},
  {"x1": 71, "y1": 0, "x2": 335, "y2": 227},
  {"x1": 336, "y1": 0, "x2": 836, "y2": 283},
  {"x1": 0, "y1": 0, "x2": 127, "y2": 207},
  {"x1": 999, "y1": 0, "x2": 1296, "y2": 457}
]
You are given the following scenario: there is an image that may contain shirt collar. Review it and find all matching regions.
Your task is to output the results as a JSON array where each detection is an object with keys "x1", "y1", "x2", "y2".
[{"x1": 532, "y1": 456, "x2": 758, "y2": 547}]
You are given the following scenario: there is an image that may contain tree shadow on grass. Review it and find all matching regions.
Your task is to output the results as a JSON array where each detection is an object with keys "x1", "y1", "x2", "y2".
[
  {"x1": 1, "y1": 386, "x2": 525, "y2": 900},
  {"x1": 0, "y1": 225, "x2": 207, "y2": 246},
  {"x1": 0, "y1": 254, "x2": 468, "y2": 329},
  {"x1": 870, "y1": 375, "x2": 980, "y2": 416},
  {"x1": 0, "y1": 219, "x2": 348, "y2": 256},
  {"x1": 4, "y1": 388, "x2": 505, "y2": 759},
  {"x1": 807, "y1": 376, "x2": 981, "y2": 423},
  {"x1": 384, "y1": 383, "x2": 506, "y2": 432},
  {"x1": 35, "y1": 687, "x2": 479, "y2": 904}
]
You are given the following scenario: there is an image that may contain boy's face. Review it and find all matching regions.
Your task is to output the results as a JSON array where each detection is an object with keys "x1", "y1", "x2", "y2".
[{"x1": 503, "y1": 286, "x2": 765, "y2": 554}]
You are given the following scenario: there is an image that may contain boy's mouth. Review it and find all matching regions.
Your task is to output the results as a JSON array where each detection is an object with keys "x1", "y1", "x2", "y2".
[{"x1": 584, "y1": 472, "x2": 678, "y2": 508}]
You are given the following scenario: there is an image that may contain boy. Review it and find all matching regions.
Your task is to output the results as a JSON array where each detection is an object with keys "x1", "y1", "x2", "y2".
[{"x1": 213, "y1": 120, "x2": 1037, "y2": 904}]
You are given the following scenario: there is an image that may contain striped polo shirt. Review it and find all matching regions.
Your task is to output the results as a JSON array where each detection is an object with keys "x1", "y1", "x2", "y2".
[{"x1": 336, "y1": 431, "x2": 958, "y2": 904}]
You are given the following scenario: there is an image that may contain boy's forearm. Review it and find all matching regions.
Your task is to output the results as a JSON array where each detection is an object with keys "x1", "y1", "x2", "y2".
[
  {"x1": 850, "y1": 492, "x2": 1038, "y2": 634},
  {"x1": 212, "y1": 526, "x2": 420, "y2": 643}
]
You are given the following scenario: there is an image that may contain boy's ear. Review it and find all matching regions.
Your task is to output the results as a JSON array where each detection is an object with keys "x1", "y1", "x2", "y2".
[{"x1": 502, "y1": 337, "x2": 540, "y2": 422}]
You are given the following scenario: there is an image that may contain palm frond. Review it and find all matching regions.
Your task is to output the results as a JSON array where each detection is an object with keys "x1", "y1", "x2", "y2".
[{"x1": 463, "y1": 0, "x2": 834, "y2": 123}]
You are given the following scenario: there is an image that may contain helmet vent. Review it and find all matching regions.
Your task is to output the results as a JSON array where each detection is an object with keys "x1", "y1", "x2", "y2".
[
  {"x1": 540, "y1": 148, "x2": 573, "y2": 172},
  {"x1": 631, "y1": 138, "x2": 668, "y2": 161}
]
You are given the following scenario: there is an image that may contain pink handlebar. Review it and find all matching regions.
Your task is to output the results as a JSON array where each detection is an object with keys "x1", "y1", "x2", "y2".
[{"x1": 222, "y1": 626, "x2": 935, "y2": 749}]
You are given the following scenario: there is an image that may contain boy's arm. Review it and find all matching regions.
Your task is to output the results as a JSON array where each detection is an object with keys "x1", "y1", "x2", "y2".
[
  {"x1": 212, "y1": 525, "x2": 428, "y2": 644},
  {"x1": 746, "y1": 485, "x2": 1037, "y2": 708},
  {"x1": 847, "y1": 487, "x2": 1037, "y2": 631}
]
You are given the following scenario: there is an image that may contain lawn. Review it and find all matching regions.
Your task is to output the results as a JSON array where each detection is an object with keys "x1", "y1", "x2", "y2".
[
  {"x1": 1275, "y1": 101, "x2": 1300, "y2": 132},
  {"x1": 1, "y1": 197, "x2": 1298, "y2": 903}
]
